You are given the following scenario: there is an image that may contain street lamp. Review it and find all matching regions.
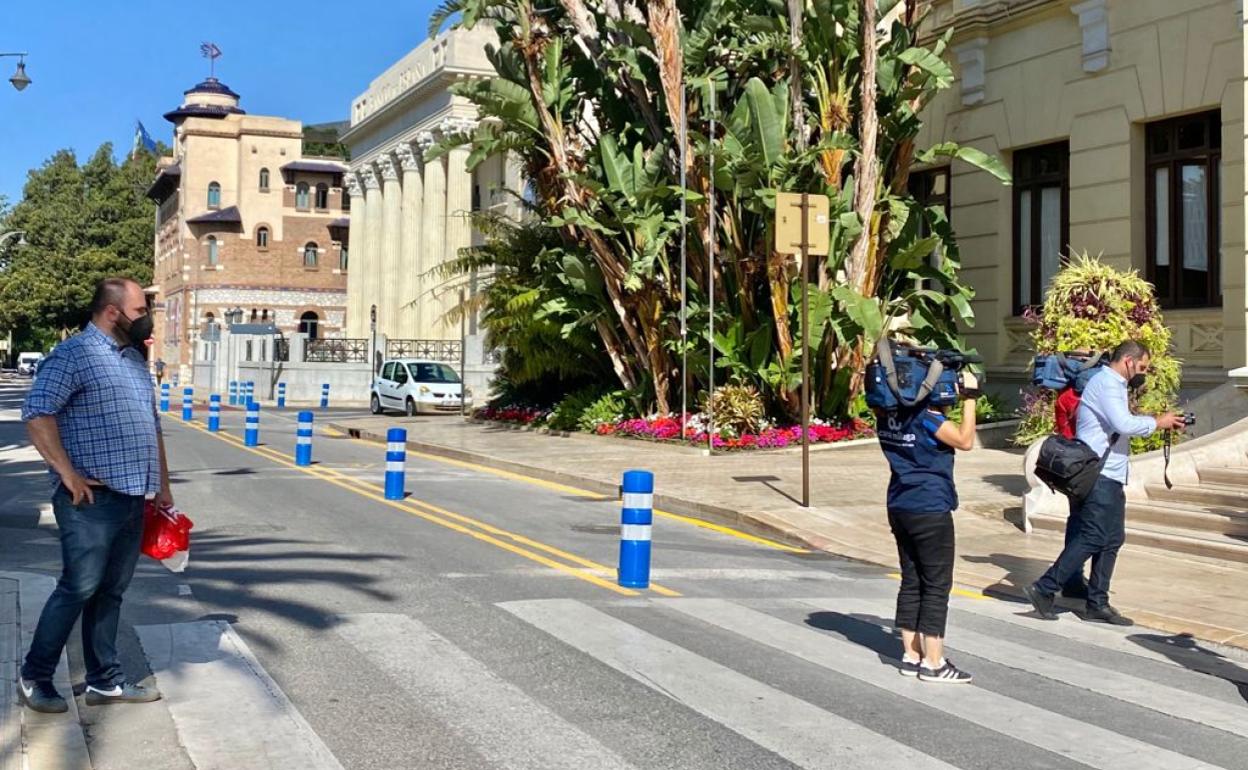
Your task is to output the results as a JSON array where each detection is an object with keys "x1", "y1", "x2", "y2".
[
  {"x1": 0, "y1": 54, "x2": 31, "y2": 92},
  {"x1": 0, "y1": 231, "x2": 27, "y2": 270},
  {"x1": 369, "y1": 304, "x2": 378, "y2": 375}
]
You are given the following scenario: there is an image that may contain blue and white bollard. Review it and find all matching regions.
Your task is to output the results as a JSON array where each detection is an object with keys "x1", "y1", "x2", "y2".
[
  {"x1": 159, "y1": 383, "x2": 170, "y2": 412},
  {"x1": 385, "y1": 428, "x2": 407, "y2": 500},
  {"x1": 228, "y1": 380, "x2": 238, "y2": 406},
  {"x1": 618, "y1": 470, "x2": 654, "y2": 589},
  {"x1": 295, "y1": 411, "x2": 313, "y2": 466},
  {"x1": 277, "y1": 382, "x2": 286, "y2": 409},
  {"x1": 245, "y1": 381, "x2": 255, "y2": 404},
  {"x1": 181, "y1": 387, "x2": 194, "y2": 421},
  {"x1": 244, "y1": 400, "x2": 260, "y2": 447},
  {"x1": 320, "y1": 383, "x2": 330, "y2": 409},
  {"x1": 208, "y1": 394, "x2": 221, "y2": 432}
]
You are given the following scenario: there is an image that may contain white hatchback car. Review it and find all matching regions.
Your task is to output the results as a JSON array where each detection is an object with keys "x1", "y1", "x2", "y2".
[{"x1": 371, "y1": 359, "x2": 473, "y2": 416}]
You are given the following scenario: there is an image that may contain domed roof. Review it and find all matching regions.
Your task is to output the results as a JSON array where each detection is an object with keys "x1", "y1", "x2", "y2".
[
  {"x1": 183, "y1": 77, "x2": 240, "y2": 99},
  {"x1": 163, "y1": 77, "x2": 246, "y2": 123}
]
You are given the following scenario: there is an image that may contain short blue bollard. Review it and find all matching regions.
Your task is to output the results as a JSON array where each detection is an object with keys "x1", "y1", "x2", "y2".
[
  {"x1": 160, "y1": 383, "x2": 170, "y2": 412},
  {"x1": 618, "y1": 470, "x2": 654, "y2": 589},
  {"x1": 320, "y1": 383, "x2": 330, "y2": 409},
  {"x1": 228, "y1": 380, "x2": 238, "y2": 406},
  {"x1": 181, "y1": 387, "x2": 194, "y2": 421},
  {"x1": 385, "y1": 428, "x2": 407, "y2": 500},
  {"x1": 277, "y1": 382, "x2": 286, "y2": 409},
  {"x1": 244, "y1": 400, "x2": 260, "y2": 447},
  {"x1": 208, "y1": 394, "x2": 221, "y2": 432},
  {"x1": 245, "y1": 381, "x2": 255, "y2": 404},
  {"x1": 295, "y1": 411, "x2": 313, "y2": 466}
]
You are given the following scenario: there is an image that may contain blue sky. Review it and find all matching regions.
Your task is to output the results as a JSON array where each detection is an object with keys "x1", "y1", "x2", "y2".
[{"x1": 0, "y1": 0, "x2": 443, "y2": 204}]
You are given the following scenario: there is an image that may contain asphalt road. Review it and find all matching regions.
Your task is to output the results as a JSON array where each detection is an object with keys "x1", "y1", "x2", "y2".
[{"x1": 5, "y1": 382, "x2": 1248, "y2": 769}]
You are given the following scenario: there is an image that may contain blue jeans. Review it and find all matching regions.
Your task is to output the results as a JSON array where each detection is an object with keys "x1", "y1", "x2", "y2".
[
  {"x1": 1061, "y1": 498, "x2": 1090, "y2": 594},
  {"x1": 1035, "y1": 477, "x2": 1126, "y2": 608},
  {"x1": 22, "y1": 486, "x2": 145, "y2": 688}
]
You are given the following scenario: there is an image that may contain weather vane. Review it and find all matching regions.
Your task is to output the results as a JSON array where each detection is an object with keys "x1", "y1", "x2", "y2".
[{"x1": 200, "y1": 42, "x2": 222, "y2": 78}]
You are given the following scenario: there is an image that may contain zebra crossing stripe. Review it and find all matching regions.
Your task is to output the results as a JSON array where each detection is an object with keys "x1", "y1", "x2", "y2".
[
  {"x1": 500, "y1": 598, "x2": 959, "y2": 770},
  {"x1": 659, "y1": 598, "x2": 1218, "y2": 770},
  {"x1": 334, "y1": 613, "x2": 636, "y2": 770},
  {"x1": 820, "y1": 598, "x2": 1248, "y2": 737},
  {"x1": 136, "y1": 620, "x2": 344, "y2": 770}
]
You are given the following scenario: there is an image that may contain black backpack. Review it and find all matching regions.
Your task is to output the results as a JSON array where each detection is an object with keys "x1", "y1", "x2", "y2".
[{"x1": 1034, "y1": 432, "x2": 1119, "y2": 501}]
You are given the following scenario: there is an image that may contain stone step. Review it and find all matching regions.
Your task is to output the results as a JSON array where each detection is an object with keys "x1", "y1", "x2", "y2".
[
  {"x1": 1199, "y1": 466, "x2": 1248, "y2": 488},
  {"x1": 1127, "y1": 501, "x2": 1248, "y2": 536},
  {"x1": 1030, "y1": 513, "x2": 1248, "y2": 564},
  {"x1": 1145, "y1": 483, "x2": 1248, "y2": 510}
]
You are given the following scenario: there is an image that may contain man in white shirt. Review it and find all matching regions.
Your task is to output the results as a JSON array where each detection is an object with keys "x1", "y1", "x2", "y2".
[{"x1": 1024, "y1": 340, "x2": 1186, "y2": 626}]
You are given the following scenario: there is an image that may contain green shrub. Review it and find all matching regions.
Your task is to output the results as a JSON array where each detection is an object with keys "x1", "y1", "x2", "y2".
[
  {"x1": 948, "y1": 393, "x2": 1006, "y2": 426},
  {"x1": 700, "y1": 384, "x2": 766, "y2": 438},
  {"x1": 1014, "y1": 253, "x2": 1180, "y2": 452},
  {"x1": 548, "y1": 387, "x2": 609, "y2": 431},
  {"x1": 577, "y1": 391, "x2": 631, "y2": 432}
]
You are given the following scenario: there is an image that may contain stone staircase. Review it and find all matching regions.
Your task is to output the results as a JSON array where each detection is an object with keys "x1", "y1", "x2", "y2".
[{"x1": 1030, "y1": 451, "x2": 1248, "y2": 563}]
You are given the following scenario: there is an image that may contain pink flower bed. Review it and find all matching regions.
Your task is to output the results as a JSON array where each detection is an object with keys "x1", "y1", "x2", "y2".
[{"x1": 596, "y1": 416, "x2": 873, "y2": 450}]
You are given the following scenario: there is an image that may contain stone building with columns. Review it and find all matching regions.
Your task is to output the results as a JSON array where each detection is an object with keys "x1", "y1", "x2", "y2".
[
  {"x1": 340, "y1": 26, "x2": 521, "y2": 349},
  {"x1": 920, "y1": 0, "x2": 1247, "y2": 399},
  {"x1": 147, "y1": 76, "x2": 350, "y2": 377}
]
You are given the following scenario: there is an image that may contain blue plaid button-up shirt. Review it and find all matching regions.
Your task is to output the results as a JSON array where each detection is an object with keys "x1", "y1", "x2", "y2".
[{"x1": 22, "y1": 323, "x2": 162, "y2": 496}]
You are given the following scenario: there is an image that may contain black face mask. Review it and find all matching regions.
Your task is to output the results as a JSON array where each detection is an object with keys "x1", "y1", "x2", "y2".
[
  {"x1": 1128, "y1": 373, "x2": 1147, "y2": 390},
  {"x1": 116, "y1": 309, "x2": 154, "y2": 348}
]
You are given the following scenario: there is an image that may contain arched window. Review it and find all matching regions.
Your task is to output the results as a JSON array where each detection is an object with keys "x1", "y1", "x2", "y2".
[
  {"x1": 207, "y1": 181, "x2": 221, "y2": 208},
  {"x1": 206, "y1": 235, "x2": 219, "y2": 265},
  {"x1": 342, "y1": 189, "x2": 351, "y2": 211},
  {"x1": 303, "y1": 242, "x2": 319, "y2": 267},
  {"x1": 315, "y1": 183, "x2": 329, "y2": 209},
  {"x1": 296, "y1": 182, "x2": 310, "y2": 209},
  {"x1": 250, "y1": 308, "x2": 258, "y2": 322},
  {"x1": 258, "y1": 168, "x2": 270, "y2": 191},
  {"x1": 339, "y1": 245, "x2": 349, "y2": 271},
  {"x1": 261, "y1": 309, "x2": 269, "y2": 322},
  {"x1": 298, "y1": 311, "x2": 319, "y2": 340},
  {"x1": 256, "y1": 226, "x2": 270, "y2": 248}
]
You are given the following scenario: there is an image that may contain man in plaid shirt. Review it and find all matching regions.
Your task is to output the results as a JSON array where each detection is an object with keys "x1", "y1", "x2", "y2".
[{"x1": 18, "y1": 277, "x2": 171, "y2": 713}]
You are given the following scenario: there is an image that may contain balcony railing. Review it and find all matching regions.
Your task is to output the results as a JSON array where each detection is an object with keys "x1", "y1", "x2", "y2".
[{"x1": 386, "y1": 339, "x2": 462, "y2": 362}]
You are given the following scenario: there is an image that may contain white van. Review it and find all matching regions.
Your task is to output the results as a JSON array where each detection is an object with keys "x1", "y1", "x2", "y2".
[{"x1": 17, "y1": 352, "x2": 42, "y2": 376}]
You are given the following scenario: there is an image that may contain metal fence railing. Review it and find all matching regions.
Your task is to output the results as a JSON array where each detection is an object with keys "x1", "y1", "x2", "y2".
[
  {"x1": 385, "y1": 339, "x2": 462, "y2": 362},
  {"x1": 304, "y1": 337, "x2": 368, "y2": 363}
]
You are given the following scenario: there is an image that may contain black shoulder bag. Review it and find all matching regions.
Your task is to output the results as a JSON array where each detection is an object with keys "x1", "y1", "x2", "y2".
[{"x1": 1034, "y1": 432, "x2": 1120, "y2": 501}]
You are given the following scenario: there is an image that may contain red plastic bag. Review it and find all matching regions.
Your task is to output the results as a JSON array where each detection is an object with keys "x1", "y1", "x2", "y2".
[{"x1": 142, "y1": 502, "x2": 194, "y2": 572}]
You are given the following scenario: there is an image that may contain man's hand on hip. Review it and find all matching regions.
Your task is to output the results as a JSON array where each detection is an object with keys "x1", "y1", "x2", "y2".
[{"x1": 63, "y1": 471, "x2": 100, "y2": 506}]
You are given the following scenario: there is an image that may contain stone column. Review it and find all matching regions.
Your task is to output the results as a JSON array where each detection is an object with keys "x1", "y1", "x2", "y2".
[
  {"x1": 345, "y1": 174, "x2": 367, "y2": 337},
  {"x1": 442, "y1": 117, "x2": 476, "y2": 338},
  {"x1": 417, "y1": 131, "x2": 446, "y2": 338},
  {"x1": 378, "y1": 153, "x2": 404, "y2": 339},
  {"x1": 362, "y1": 167, "x2": 384, "y2": 342},
  {"x1": 397, "y1": 143, "x2": 425, "y2": 339}
]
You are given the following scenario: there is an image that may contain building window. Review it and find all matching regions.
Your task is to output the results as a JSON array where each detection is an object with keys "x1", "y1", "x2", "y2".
[
  {"x1": 472, "y1": 184, "x2": 482, "y2": 212},
  {"x1": 250, "y1": 308, "x2": 258, "y2": 322},
  {"x1": 907, "y1": 167, "x2": 951, "y2": 288},
  {"x1": 303, "y1": 242, "x2": 319, "y2": 267},
  {"x1": 1147, "y1": 111, "x2": 1221, "y2": 308},
  {"x1": 261, "y1": 309, "x2": 269, "y2": 322},
  {"x1": 206, "y1": 235, "x2": 219, "y2": 265},
  {"x1": 299, "y1": 311, "x2": 319, "y2": 339},
  {"x1": 339, "y1": 245, "x2": 349, "y2": 271},
  {"x1": 342, "y1": 189, "x2": 351, "y2": 212},
  {"x1": 259, "y1": 168, "x2": 270, "y2": 191},
  {"x1": 1013, "y1": 142, "x2": 1069, "y2": 313},
  {"x1": 296, "y1": 182, "x2": 310, "y2": 209},
  {"x1": 315, "y1": 183, "x2": 329, "y2": 209},
  {"x1": 256, "y1": 226, "x2": 270, "y2": 249},
  {"x1": 207, "y1": 181, "x2": 221, "y2": 208}
]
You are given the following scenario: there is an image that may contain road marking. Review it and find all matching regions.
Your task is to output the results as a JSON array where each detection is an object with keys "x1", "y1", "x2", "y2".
[
  {"x1": 182, "y1": 422, "x2": 657, "y2": 597},
  {"x1": 500, "y1": 598, "x2": 958, "y2": 770},
  {"x1": 339, "y1": 429, "x2": 809, "y2": 554},
  {"x1": 886, "y1": 572, "x2": 986, "y2": 600},
  {"x1": 808, "y1": 597, "x2": 1248, "y2": 736},
  {"x1": 136, "y1": 620, "x2": 343, "y2": 770},
  {"x1": 660, "y1": 598, "x2": 1219, "y2": 770},
  {"x1": 335, "y1": 613, "x2": 636, "y2": 770}
]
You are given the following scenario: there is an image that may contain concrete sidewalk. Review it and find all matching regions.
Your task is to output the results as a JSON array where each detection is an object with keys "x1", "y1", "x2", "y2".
[{"x1": 332, "y1": 414, "x2": 1248, "y2": 650}]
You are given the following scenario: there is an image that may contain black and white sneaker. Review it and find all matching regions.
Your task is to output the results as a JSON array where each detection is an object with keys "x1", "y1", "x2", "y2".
[
  {"x1": 18, "y1": 677, "x2": 68, "y2": 714},
  {"x1": 918, "y1": 659, "x2": 973, "y2": 684},
  {"x1": 898, "y1": 658, "x2": 921, "y2": 677},
  {"x1": 84, "y1": 682, "x2": 161, "y2": 706}
]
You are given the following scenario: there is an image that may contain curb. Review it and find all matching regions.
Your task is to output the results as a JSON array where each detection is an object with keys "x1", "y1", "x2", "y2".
[{"x1": 332, "y1": 421, "x2": 1248, "y2": 654}]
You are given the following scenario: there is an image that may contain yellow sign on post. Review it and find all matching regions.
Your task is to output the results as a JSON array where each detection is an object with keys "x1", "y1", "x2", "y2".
[{"x1": 774, "y1": 192, "x2": 831, "y2": 256}]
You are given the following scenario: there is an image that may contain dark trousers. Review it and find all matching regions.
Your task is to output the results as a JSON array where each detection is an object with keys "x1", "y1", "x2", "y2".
[
  {"x1": 22, "y1": 486, "x2": 144, "y2": 688},
  {"x1": 1035, "y1": 476, "x2": 1125, "y2": 608},
  {"x1": 1061, "y1": 498, "x2": 1089, "y2": 594},
  {"x1": 889, "y1": 511, "x2": 955, "y2": 638}
]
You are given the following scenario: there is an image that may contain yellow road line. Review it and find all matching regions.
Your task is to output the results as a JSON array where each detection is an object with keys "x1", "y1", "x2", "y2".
[
  {"x1": 337, "y1": 438, "x2": 809, "y2": 555},
  {"x1": 886, "y1": 572, "x2": 986, "y2": 600},
  {"x1": 185, "y1": 422, "x2": 662, "y2": 596}
]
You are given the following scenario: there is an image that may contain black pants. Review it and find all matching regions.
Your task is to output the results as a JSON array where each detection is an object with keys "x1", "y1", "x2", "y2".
[
  {"x1": 889, "y1": 511, "x2": 955, "y2": 638},
  {"x1": 1035, "y1": 476, "x2": 1125, "y2": 608}
]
